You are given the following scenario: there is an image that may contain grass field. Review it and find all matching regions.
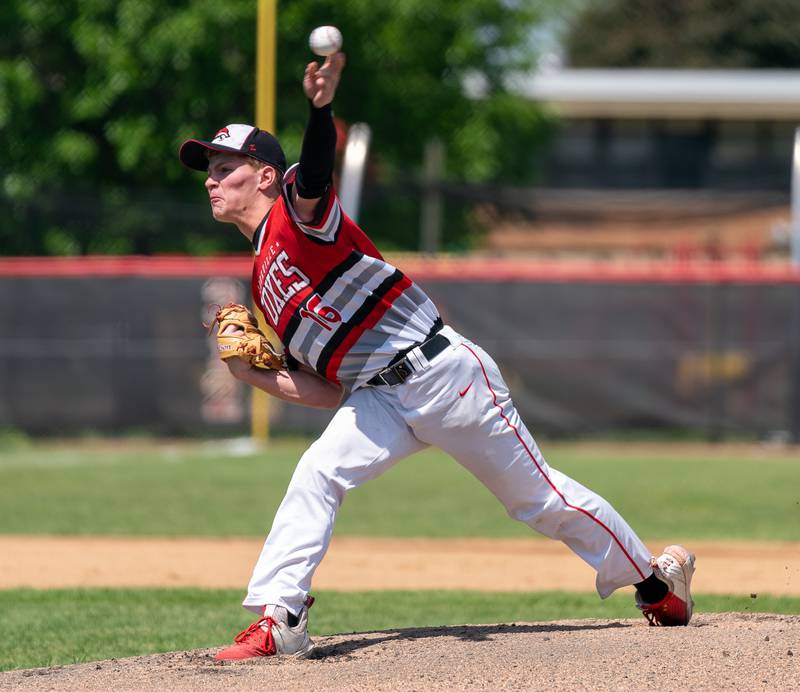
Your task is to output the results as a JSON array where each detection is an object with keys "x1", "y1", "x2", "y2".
[
  {"x1": 2, "y1": 588, "x2": 799, "y2": 672},
  {"x1": 1, "y1": 438, "x2": 799, "y2": 672},
  {"x1": 0, "y1": 439, "x2": 798, "y2": 540}
]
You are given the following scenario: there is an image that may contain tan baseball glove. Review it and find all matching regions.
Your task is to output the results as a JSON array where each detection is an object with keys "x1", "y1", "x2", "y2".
[{"x1": 208, "y1": 303, "x2": 286, "y2": 370}]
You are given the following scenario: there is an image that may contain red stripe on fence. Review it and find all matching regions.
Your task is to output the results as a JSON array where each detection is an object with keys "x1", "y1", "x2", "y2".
[
  {"x1": 397, "y1": 258, "x2": 800, "y2": 284},
  {"x1": 1, "y1": 255, "x2": 800, "y2": 284},
  {"x1": 0, "y1": 256, "x2": 253, "y2": 278}
]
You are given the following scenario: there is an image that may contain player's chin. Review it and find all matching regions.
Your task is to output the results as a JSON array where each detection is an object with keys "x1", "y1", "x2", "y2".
[{"x1": 210, "y1": 203, "x2": 228, "y2": 221}]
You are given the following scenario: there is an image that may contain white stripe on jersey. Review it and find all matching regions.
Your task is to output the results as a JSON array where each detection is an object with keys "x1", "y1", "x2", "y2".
[
  {"x1": 288, "y1": 256, "x2": 397, "y2": 366},
  {"x1": 282, "y1": 163, "x2": 342, "y2": 242},
  {"x1": 313, "y1": 255, "x2": 382, "y2": 315}
]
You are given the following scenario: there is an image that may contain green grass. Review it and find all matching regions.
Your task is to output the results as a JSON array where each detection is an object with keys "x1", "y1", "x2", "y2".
[
  {"x1": 0, "y1": 439, "x2": 798, "y2": 540},
  {"x1": 1, "y1": 588, "x2": 798, "y2": 672}
]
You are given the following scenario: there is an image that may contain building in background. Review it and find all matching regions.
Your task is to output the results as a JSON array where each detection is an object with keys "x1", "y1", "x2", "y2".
[
  {"x1": 483, "y1": 69, "x2": 800, "y2": 257},
  {"x1": 521, "y1": 69, "x2": 800, "y2": 190}
]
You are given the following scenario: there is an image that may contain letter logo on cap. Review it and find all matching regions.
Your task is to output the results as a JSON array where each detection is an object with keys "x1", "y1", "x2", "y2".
[{"x1": 213, "y1": 127, "x2": 231, "y2": 142}]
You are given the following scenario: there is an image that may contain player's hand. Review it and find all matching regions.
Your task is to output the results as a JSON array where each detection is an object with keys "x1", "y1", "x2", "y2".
[
  {"x1": 303, "y1": 52, "x2": 345, "y2": 108},
  {"x1": 220, "y1": 323, "x2": 244, "y2": 337}
]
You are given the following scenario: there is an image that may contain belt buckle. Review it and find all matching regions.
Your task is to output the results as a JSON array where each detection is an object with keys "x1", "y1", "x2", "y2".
[
  {"x1": 393, "y1": 361, "x2": 412, "y2": 384},
  {"x1": 376, "y1": 359, "x2": 412, "y2": 387}
]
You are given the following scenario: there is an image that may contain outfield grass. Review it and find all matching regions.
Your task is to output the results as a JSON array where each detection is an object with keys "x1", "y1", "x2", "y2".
[
  {"x1": 0, "y1": 440, "x2": 798, "y2": 540},
  {"x1": 1, "y1": 588, "x2": 798, "y2": 672}
]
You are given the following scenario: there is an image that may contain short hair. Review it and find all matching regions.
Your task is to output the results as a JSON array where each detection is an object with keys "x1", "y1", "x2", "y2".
[{"x1": 256, "y1": 160, "x2": 284, "y2": 189}]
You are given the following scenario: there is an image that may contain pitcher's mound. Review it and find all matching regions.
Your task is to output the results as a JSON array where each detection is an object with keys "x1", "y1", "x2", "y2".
[{"x1": 2, "y1": 613, "x2": 798, "y2": 691}]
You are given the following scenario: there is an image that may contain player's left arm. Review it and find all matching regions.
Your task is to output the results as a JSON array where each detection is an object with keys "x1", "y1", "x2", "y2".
[
  {"x1": 226, "y1": 356, "x2": 344, "y2": 409},
  {"x1": 291, "y1": 52, "x2": 345, "y2": 224}
]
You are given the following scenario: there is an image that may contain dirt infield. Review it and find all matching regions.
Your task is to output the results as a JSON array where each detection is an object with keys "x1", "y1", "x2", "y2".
[
  {"x1": 3, "y1": 536, "x2": 799, "y2": 688},
  {"x1": 3, "y1": 535, "x2": 799, "y2": 596},
  {"x1": 2, "y1": 613, "x2": 798, "y2": 691}
]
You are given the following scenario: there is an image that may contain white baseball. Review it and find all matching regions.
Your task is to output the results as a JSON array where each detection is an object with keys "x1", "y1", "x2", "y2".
[{"x1": 309, "y1": 26, "x2": 343, "y2": 57}]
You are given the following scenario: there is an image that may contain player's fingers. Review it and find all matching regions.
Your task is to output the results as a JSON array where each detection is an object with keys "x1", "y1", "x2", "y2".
[
  {"x1": 315, "y1": 70, "x2": 340, "y2": 94},
  {"x1": 323, "y1": 52, "x2": 345, "y2": 73},
  {"x1": 221, "y1": 324, "x2": 244, "y2": 336},
  {"x1": 333, "y1": 52, "x2": 346, "y2": 72},
  {"x1": 319, "y1": 56, "x2": 344, "y2": 82}
]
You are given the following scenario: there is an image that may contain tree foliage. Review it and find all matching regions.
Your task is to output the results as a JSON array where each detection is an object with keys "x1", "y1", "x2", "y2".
[
  {"x1": 0, "y1": 0, "x2": 554, "y2": 254},
  {"x1": 565, "y1": 0, "x2": 800, "y2": 68}
]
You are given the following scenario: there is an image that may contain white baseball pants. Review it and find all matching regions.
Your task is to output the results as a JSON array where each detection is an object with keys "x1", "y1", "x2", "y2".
[{"x1": 243, "y1": 326, "x2": 653, "y2": 615}]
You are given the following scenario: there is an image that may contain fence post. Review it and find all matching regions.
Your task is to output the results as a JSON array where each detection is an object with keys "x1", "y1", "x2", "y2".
[
  {"x1": 790, "y1": 128, "x2": 800, "y2": 442},
  {"x1": 419, "y1": 138, "x2": 444, "y2": 255}
]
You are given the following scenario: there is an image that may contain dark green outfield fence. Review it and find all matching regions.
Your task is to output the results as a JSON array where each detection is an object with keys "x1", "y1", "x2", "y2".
[{"x1": 2, "y1": 256, "x2": 799, "y2": 439}]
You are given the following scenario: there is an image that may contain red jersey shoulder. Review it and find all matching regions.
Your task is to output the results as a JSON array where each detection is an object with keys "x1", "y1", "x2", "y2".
[{"x1": 278, "y1": 164, "x2": 382, "y2": 257}]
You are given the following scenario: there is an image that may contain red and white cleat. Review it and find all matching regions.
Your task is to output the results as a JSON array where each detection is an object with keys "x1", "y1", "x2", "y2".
[
  {"x1": 636, "y1": 545, "x2": 696, "y2": 626},
  {"x1": 215, "y1": 596, "x2": 315, "y2": 661}
]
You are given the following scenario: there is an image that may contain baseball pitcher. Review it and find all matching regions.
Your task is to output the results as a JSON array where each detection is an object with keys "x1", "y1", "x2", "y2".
[{"x1": 181, "y1": 46, "x2": 695, "y2": 661}]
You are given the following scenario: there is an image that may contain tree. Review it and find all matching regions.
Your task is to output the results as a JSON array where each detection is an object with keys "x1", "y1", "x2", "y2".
[
  {"x1": 565, "y1": 0, "x2": 800, "y2": 68},
  {"x1": 0, "y1": 0, "x2": 555, "y2": 254}
]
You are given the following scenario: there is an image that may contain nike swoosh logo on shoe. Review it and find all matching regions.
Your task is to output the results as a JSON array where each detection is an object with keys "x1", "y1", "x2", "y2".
[{"x1": 458, "y1": 382, "x2": 473, "y2": 397}]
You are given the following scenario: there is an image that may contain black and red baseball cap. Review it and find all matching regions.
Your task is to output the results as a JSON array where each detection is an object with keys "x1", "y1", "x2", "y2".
[{"x1": 179, "y1": 124, "x2": 287, "y2": 172}]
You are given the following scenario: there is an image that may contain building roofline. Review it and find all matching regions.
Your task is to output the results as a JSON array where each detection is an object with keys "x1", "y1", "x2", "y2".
[{"x1": 512, "y1": 69, "x2": 800, "y2": 119}]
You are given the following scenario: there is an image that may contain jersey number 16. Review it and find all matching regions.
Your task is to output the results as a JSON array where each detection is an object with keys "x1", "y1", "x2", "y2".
[{"x1": 300, "y1": 294, "x2": 342, "y2": 331}]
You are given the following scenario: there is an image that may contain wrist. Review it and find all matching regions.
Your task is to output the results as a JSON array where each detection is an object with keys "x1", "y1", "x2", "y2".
[
  {"x1": 307, "y1": 101, "x2": 333, "y2": 118},
  {"x1": 308, "y1": 100, "x2": 332, "y2": 111},
  {"x1": 225, "y1": 357, "x2": 253, "y2": 380}
]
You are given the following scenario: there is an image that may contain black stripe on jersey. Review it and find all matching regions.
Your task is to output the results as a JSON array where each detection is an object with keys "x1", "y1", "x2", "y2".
[
  {"x1": 281, "y1": 250, "x2": 364, "y2": 348},
  {"x1": 316, "y1": 268, "x2": 405, "y2": 378}
]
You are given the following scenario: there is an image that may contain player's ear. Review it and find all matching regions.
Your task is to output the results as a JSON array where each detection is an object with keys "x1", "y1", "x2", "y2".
[{"x1": 257, "y1": 165, "x2": 278, "y2": 193}]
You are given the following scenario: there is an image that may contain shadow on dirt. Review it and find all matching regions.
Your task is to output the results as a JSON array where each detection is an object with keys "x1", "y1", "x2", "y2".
[{"x1": 311, "y1": 620, "x2": 630, "y2": 659}]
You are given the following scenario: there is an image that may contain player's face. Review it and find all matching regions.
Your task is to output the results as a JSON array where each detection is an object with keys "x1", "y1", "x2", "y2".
[{"x1": 205, "y1": 153, "x2": 261, "y2": 223}]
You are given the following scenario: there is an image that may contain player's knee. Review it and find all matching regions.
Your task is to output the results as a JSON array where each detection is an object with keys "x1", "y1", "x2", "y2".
[
  {"x1": 506, "y1": 500, "x2": 549, "y2": 525},
  {"x1": 289, "y1": 444, "x2": 348, "y2": 500}
]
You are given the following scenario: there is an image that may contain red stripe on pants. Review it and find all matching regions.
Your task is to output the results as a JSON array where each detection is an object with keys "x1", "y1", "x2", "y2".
[{"x1": 461, "y1": 343, "x2": 647, "y2": 582}]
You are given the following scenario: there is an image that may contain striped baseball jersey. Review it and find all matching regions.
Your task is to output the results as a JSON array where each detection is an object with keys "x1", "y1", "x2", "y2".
[{"x1": 251, "y1": 164, "x2": 441, "y2": 390}]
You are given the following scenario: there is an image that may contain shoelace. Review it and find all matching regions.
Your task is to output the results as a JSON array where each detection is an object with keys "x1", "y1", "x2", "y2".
[
  {"x1": 641, "y1": 593, "x2": 681, "y2": 627},
  {"x1": 642, "y1": 607, "x2": 660, "y2": 626},
  {"x1": 638, "y1": 584, "x2": 669, "y2": 627},
  {"x1": 233, "y1": 617, "x2": 277, "y2": 654}
]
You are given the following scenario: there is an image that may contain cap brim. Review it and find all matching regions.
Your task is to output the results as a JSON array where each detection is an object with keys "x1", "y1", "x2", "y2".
[{"x1": 178, "y1": 139, "x2": 244, "y2": 171}]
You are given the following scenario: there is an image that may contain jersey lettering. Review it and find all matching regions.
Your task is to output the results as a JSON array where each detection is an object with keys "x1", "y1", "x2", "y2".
[{"x1": 259, "y1": 250, "x2": 310, "y2": 323}]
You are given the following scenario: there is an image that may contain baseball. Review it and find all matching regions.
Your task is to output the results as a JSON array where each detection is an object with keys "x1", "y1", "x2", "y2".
[{"x1": 309, "y1": 25, "x2": 343, "y2": 57}]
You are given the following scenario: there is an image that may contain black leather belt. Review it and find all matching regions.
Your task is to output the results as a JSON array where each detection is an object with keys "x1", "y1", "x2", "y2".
[{"x1": 367, "y1": 330, "x2": 450, "y2": 387}]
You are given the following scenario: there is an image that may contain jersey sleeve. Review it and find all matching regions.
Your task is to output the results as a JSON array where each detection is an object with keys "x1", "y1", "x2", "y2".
[{"x1": 282, "y1": 163, "x2": 342, "y2": 244}]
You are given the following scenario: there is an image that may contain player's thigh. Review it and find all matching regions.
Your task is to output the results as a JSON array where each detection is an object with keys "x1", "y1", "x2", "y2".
[
  {"x1": 290, "y1": 386, "x2": 427, "y2": 497},
  {"x1": 407, "y1": 342, "x2": 555, "y2": 511}
]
